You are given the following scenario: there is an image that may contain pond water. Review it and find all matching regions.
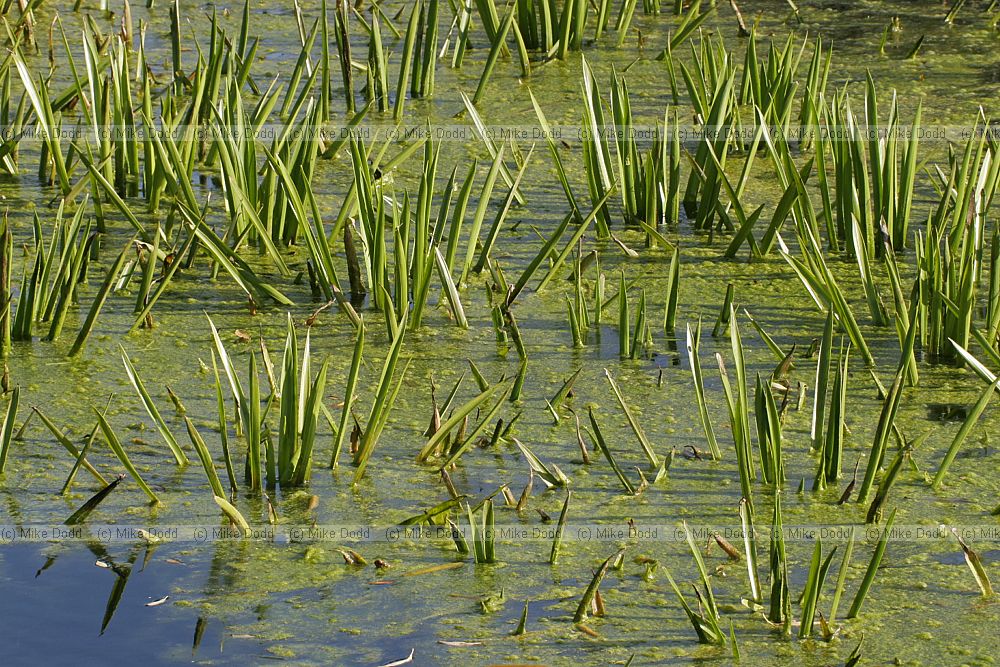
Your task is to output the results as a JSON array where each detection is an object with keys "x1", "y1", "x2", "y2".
[{"x1": 0, "y1": 1, "x2": 998, "y2": 665}]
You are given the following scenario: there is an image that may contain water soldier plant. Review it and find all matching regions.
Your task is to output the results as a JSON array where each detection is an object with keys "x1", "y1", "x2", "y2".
[{"x1": 0, "y1": 3, "x2": 995, "y2": 665}]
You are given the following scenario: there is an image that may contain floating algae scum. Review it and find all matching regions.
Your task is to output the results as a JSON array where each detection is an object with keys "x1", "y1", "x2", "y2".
[{"x1": 0, "y1": 0, "x2": 999, "y2": 664}]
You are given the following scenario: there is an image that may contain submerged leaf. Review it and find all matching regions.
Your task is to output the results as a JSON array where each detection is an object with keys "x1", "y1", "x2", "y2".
[{"x1": 65, "y1": 474, "x2": 126, "y2": 525}]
